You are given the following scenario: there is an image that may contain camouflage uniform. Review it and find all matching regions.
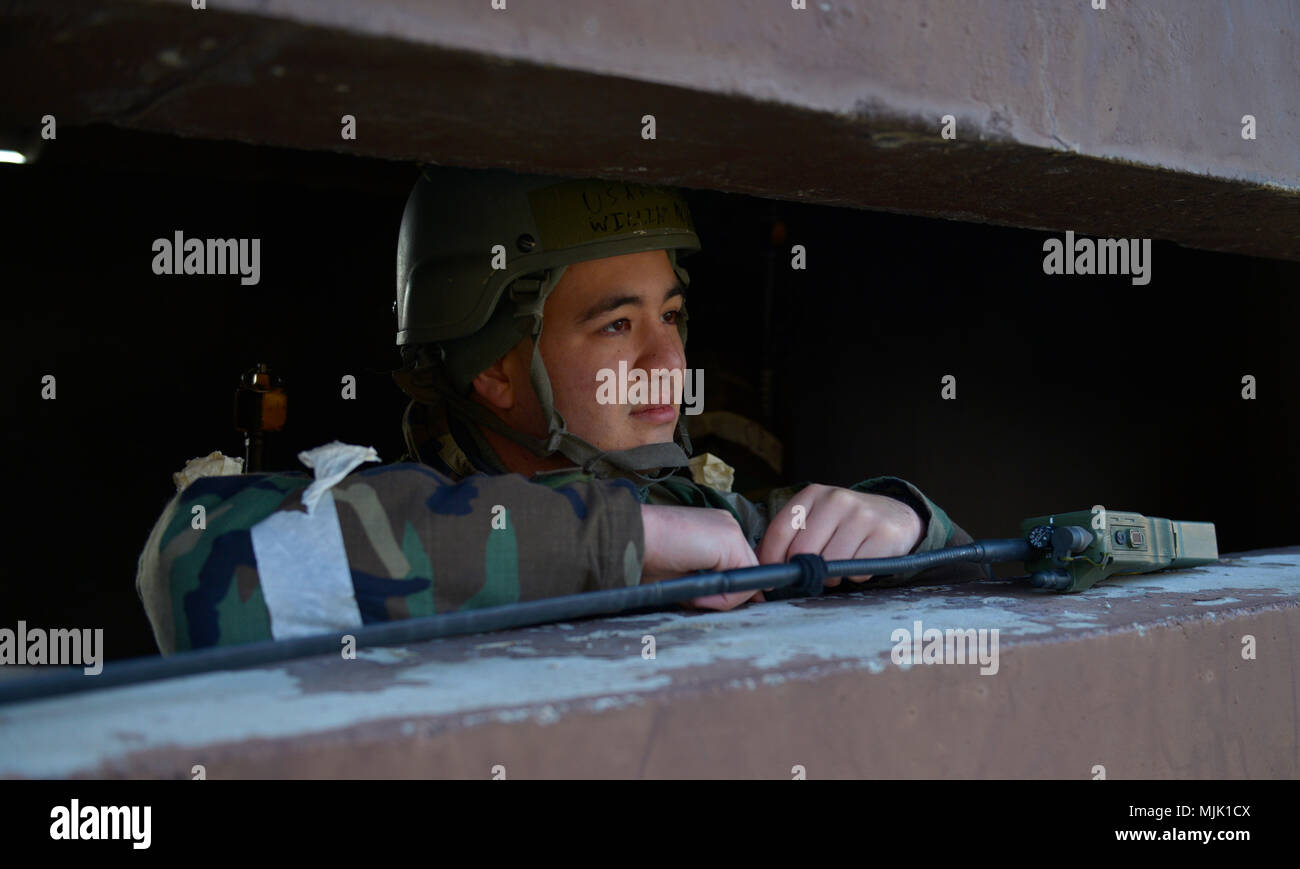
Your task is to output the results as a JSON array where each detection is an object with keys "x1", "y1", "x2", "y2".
[
  {"x1": 404, "y1": 400, "x2": 982, "y2": 582},
  {"x1": 136, "y1": 458, "x2": 645, "y2": 655},
  {"x1": 137, "y1": 404, "x2": 981, "y2": 654},
  {"x1": 137, "y1": 172, "x2": 982, "y2": 654}
]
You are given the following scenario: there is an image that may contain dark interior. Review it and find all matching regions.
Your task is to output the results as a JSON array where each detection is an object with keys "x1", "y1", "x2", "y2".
[{"x1": 3, "y1": 125, "x2": 1295, "y2": 660}]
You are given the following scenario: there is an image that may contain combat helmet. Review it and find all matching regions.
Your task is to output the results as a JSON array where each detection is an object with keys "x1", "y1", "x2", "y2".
[{"x1": 393, "y1": 168, "x2": 701, "y2": 484}]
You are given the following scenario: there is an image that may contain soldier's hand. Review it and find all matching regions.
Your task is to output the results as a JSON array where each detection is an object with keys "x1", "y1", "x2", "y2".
[
  {"x1": 639, "y1": 504, "x2": 765, "y2": 611},
  {"x1": 757, "y1": 484, "x2": 923, "y2": 586}
]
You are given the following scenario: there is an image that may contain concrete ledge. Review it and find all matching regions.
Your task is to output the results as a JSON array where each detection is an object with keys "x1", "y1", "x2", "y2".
[
  {"x1": 2, "y1": 0, "x2": 1298, "y2": 260},
  {"x1": 0, "y1": 548, "x2": 1296, "y2": 779}
]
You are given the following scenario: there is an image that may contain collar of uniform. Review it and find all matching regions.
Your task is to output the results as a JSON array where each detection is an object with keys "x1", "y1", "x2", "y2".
[
  {"x1": 441, "y1": 406, "x2": 691, "y2": 500},
  {"x1": 446, "y1": 413, "x2": 511, "y2": 476}
]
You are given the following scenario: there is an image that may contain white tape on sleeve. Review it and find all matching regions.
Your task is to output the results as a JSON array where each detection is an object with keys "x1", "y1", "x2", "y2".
[
  {"x1": 250, "y1": 490, "x2": 363, "y2": 639},
  {"x1": 298, "y1": 441, "x2": 381, "y2": 514}
]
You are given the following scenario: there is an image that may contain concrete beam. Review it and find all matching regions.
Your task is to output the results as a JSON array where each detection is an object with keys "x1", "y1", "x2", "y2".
[
  {"x1": 1, "y1": 548, "x2": 1296, "y2": 779},
  {"x1": 1, "y1": 1, "x2": 1298, "y2": 260}
]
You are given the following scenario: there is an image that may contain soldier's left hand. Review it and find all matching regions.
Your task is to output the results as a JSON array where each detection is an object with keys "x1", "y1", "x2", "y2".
[{"x1": 757, "y1": 484, "x2": 923, "y2": 585}]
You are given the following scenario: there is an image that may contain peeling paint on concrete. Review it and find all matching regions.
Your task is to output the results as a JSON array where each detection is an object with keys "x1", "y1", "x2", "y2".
[{"x1": 0, "y1": 550, "x2": 1295, "y2": 777}]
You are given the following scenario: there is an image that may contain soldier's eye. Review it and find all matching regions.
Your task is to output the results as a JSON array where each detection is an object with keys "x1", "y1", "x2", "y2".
[
  {"x1": 663, "y1": 309, "x2": 682, "y2": 324},
  {"x1": 601, "y1": 318, "x2": 630, "y2": 334}
]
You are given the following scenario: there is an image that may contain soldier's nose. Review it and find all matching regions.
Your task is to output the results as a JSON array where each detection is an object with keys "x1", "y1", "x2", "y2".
[{"x1": 640, "y1": 333, "x2": 685, "y2": 374}]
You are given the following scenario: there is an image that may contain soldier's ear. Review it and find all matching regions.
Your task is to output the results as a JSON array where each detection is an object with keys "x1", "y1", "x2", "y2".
[
  {"x1": 471, "y1": 336, "x2": 534, "y2": 412},
  {"x1": 470, "y1": 358, "x2": 514, "y2": 411}
]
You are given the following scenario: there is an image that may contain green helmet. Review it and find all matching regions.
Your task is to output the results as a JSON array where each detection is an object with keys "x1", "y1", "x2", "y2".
[{"x1": 394, "y1": 168, "x2": 702, "y2": 484}]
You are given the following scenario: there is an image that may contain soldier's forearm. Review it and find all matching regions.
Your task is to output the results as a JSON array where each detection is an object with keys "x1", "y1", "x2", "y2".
[{"x1": 846, "y1": 476, "x2": 984, "y2": 585}]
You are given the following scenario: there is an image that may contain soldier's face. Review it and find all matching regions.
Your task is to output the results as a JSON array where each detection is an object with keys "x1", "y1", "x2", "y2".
[{"x1": 506, "y1": 249, "x2": 688, "y2": 454}]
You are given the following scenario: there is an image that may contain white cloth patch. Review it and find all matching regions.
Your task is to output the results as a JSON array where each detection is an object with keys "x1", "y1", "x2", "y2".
[
  {"x1": 173, "y1": 451, "x2": 243, "y2": 493},
  {"x1": 250, "y1": 491, "x2": 363, "y2": 639},
  {"x1": 297, "y1": 441, "x2": 381, "y2": 515}
]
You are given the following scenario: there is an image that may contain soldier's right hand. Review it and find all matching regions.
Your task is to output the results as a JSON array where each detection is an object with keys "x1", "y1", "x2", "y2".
[{"x1": 639, "y1": 504, "x2": 764, "y2": 611}]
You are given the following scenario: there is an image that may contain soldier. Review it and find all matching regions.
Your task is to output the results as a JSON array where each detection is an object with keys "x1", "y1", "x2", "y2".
[
  {"x1": 136, "y1": 170, "x2": 980, "y2": 655},
  {"x1": 389, "y1": 170, "x2": 983, "y2": 606}
]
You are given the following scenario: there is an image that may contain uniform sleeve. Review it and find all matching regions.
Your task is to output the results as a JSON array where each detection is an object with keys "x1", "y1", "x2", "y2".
[
  {"x1": 648, "y1": 474, "x2": 983, "y2": 587},
  {"x1": 644, "y1": 475, "x2": 768, "y2": 547},
  {"x1": 136, "y1": 463, "x2": 645, "y2": 654},
  {"x1": 846, "y1": 476, "x2": 985, "y2": 586}
]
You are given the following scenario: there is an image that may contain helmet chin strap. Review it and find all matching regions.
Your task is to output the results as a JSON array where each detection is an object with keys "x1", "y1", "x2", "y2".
[
  {"x1": 431, "y1": 377, "x2": 693, "y2": 487},
  {"x1": 429, "y1": 263, "x2": 695, "y2": 487}
]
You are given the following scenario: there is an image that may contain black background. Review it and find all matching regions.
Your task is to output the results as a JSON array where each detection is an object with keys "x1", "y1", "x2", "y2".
[
  {"x1": 1, "y1": 126, "x2": 1295, "y2": 660},
  {"x1": 0, "y1": 780, "x2": 1285, "y2": 852}
]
